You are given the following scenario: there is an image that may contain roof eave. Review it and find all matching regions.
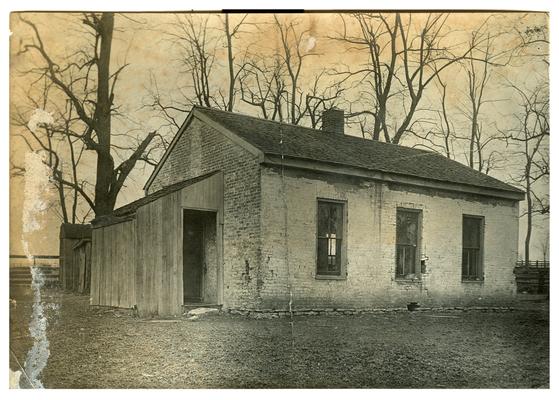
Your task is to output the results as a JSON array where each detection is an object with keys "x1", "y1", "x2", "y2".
[
  {"x1": 143, "y1": 110, "x2": 196, "y2": 192},
  {"x1": 193, "y1": 108, "x2": 265, "y2": 161},
  {"x1": 94, "y1": 170, "x2": 222, "y2": 228},
  {"x1": 91, "y1": 213, "x2": 136, "y2": 229},
  {"x1": 143, "y1": 107, "x2": 266, "y2": 193},
  {"x1": 263, "y1": 154, "x2": 525, "y2": 202}
]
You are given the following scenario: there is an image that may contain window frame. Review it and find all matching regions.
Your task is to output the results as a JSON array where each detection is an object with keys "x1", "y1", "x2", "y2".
[
  {"x1": 315, "y1": 198, "x2": 348, "y2": 280},
  {"x1": 395, "y1": 207, "x2": 423, "y2": 281},
  {"x1": 461, "y1": 214, "x2": 485, "y2": 282}
]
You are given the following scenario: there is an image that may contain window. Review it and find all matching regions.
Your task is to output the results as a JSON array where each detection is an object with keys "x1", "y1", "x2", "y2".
[
  {"x1": 462, "y1": 215, "x2": 484, "y2": 281},
  {"x1": 395, "y1": 209, "x2": 421, "y2": 279},
  {"x1": 317, "y1": 200, "x2": 345, "y2": 277}
]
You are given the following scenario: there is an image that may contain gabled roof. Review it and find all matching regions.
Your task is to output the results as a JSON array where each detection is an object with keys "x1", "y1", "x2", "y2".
[
  {"x1": 143, "y1": 106, "x2": 523, "y2": 200},
  {"x1": 194, "y1": 107, "x2": 523, "y2": 196},
  {"x1": 93, "y1": 171, "x2": 219, "y2": 227}
]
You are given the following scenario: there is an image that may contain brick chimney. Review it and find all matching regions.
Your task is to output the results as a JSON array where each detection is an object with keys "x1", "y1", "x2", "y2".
[{"x1": 321, "y1": 108, "x2": 345, "y2": 135}]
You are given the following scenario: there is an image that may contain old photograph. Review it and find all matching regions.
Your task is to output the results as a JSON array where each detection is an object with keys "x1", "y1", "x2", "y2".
[{"x1": 8, "y1": 8, "x2": 549, "y2": 389}]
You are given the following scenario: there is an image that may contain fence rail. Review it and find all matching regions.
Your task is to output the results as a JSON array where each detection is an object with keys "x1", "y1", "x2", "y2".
[
  {"x1": 9, "y1": 255, "x2": 60, "y2": 267},
  {"x1": 9, "y1": 255, "x2": 60, "y2": 288},
  {"x1": 10, "y1": 254, "x2": 60, "y2": 259},
  {"x1": 516, "y1": 260, "x2": 549, "y2": 268},
  {"x1": 514, "y1": 261, "x2": 549, "y2": 294}
]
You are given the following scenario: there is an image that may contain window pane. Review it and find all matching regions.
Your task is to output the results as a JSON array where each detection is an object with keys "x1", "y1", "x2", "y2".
[
  {"x1": 463, "y1": 217, "x2": 481, "y2": 248},
  {"x1": 330, "y1": 203, "x2": 343, "y2": 238},
  {"x1": 462, "y1": 248, "x2": 481, "y2": 279},
  {"x1": 396, "y1": 245, "x2": 405, "y2": 276},
  {"x1": 318, "y1": 201, "x2": 343, "y2": 238},
  {"x1": 462, "y1": 216, "x2": 483, "y2": 280},
  {"x1": 318, "y1": 203, "x2": 330, "y2": 237},
  {"x1": 317, "y1": 201, "x2": 344, "y2": 276},
  {"x1": 462, "y1": 248, "x2": 470, "y2": 277},
  {"x1": 396, "y1": 211, "x2": 418, "y2": 246},
  {"x1": 396, "y1": 210, "x2": 420, "y2": 279},
  {"x1": 397, "y1": 244, "x2": 416, "y2": 277},
  {"x1": 317, "y1": 237, "x2": 329, "y2": 274},
  {"x1": 330, "y1": 239, "x2": 342, "y2": 272}
]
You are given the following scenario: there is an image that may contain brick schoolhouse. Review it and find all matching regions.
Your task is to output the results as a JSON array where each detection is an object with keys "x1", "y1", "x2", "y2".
[{"x1": 90, "y1": 106, "x2": 524, "y2": 317}]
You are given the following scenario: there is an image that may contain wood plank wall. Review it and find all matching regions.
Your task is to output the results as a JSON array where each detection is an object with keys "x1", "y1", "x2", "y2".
[
  {"x1": 90, "y1": 220, "x2": 136, "y2": 308},
  {"x1": 60, "y1": 239, "x2": 78, "y2": 290},
  {"x1": 135, "y1": 191, "x2": 182, "y2": 316},
  {"x1": 72, "y1": 241, "x2": 91, "y2": 294},
  {"x1": 91, "y1": 172, "x2": 223, "y2": 317},
  {"x1": 135, "y1": 172, "x2": 223, "y2": 317}
]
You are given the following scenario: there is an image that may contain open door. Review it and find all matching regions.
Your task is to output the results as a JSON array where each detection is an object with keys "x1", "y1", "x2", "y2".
[
  {"x1": 183, "y1": 210, "x2": 217, "y2": 304},
  {"x1": 183, "y1": 211, "x2": 204, "y2": 302}
]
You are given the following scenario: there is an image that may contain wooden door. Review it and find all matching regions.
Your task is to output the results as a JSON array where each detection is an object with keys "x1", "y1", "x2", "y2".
[{"x1": 183, "y1": 213, "x2": 204, "y2": 302}]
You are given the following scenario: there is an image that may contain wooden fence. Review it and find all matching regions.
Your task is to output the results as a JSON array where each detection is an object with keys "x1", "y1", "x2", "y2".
[
  {"x1": 514, "y1": 261, "x2": 549, "y2": 294},
  {"x1": 9, "y1": 255, "x2": 60, "y2": 287},
  {"x1": 515, "y1": 260, "x2": 550, "y2": 268}
]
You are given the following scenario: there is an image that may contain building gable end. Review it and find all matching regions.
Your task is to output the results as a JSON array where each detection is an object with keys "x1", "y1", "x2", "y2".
[{"x1": 143, "y1": 109, "x2": 265, "y2": 193}]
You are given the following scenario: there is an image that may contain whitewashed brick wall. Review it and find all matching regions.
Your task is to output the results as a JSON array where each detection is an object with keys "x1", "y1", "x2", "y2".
[
  {"x1": 149, "y1": 117, "x2": 519, "y2": 310},
  {"x1": 258, "y1": 166, "x2": 519, "y2": 310},
  {"x1": 149, "y1": 117, "x2": 263, "y2": 309}
]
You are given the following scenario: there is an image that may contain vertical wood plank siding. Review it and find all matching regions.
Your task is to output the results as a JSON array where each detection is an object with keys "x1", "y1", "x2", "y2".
[
  {"x1": 90, "y1": 230, "x2": 100, "y2": 304},
  {"x1": 89, "y1": 220, "x2": 136, "y2": 309},
  {"x1": 132, "y1": 173, "x2": 222, "y2": 316},
  {"x1": 71, "y1": 242, "x2": 91, "y2": 294},
  {"x1": 90, "y1": 172, "x2": 223, "y2": 316},
  {"x1": 135, "y1": 191, "x2": 183, "y2": 316}
]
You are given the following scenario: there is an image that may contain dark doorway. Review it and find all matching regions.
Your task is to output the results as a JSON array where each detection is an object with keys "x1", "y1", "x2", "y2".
[{"x1": 183, "y1": 210, "x2": 216, "y2": 303}]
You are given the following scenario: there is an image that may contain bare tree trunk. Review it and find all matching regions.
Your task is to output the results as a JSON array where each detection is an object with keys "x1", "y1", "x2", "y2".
[
  {"x1": 45, "y1": 129, "x2": 68, "y2": 222},
  {"x1": 54, "y1": 170, "x2": 69, "y2": 223},
  {"x1": 67, "y1": 134, "x2": 79, "y2": 224},
  {"x1": 469, "y1": 113, "x2": 477, "y2": 168},
  {"x1": 440, "y1": 82, "x2": 452, "y2": 158},
  {"x1": 19, "y1": 13, "x2": 156, "y2": 218},
  {"x1": 225, "y1": 14, "x2": 235, "y2": 111},
  {"x1": 93, "y1": 13, "x2": 116, "y2": 216},
  {"x1": 525, "y1": 169, "x2": 532, "y2": 264}
]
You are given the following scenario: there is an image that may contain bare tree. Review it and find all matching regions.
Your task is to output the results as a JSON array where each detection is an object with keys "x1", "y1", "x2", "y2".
[
  {"x1": 504, "y1": 81, "x2": 549, "y2": 264},
  {"x1": 165, "y1": 14, "x2": 219, "y2": 109},
  {"x1": 450, "y1": 31, "x2": 508, "y2": 175},
  {"x1": 158, "y1": 13, "x2": 251, "y2": 110},
  {"x1": 538, "y1": 234, "x2": 549, "y2": 263},
  {"x1": 432, "y1": 77, "x2": 455, "y2": 158},
  {"x1": 17, "y1": 13, "x2": 157, "y2": 217},
  {"x1": 145, "y1": 12, "x2": 251, "y2": 137},
  {"x1": 333, "y1": 13, "x2": 397, "y2": 141},
  {"x1": 305, "y1": 70, "x2": 345, "y2": 129},
  {"x1": 272, "y1": 15, "x2": 319, "y2": 125},
  {"x1": 222, "y1": 14, "x2": 250, "y2": 111},
  {"x1": 510, "y1": 15, "x2": 549, "y2": 66},
  {"x1": 239, "y1": 15, "x2": 342, "y2": 127},
  {"x1": 332, "y1": 13, "x2": 499, "y2": 144},
  {"x1": 11, "y1": 75, "x2": 93, "y2": 223},
  {"x1": 240, "y1": 54, "x2": 287, "y2": 121}
]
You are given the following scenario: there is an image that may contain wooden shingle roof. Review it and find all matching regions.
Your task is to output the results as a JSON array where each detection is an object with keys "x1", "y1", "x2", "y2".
[{"x1": 195, "y1": 106, "x2": 523, "y2": 196}]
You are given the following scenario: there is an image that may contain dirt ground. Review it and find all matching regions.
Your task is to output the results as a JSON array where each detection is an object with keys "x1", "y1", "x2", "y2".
[{"x1": 9, "y1": 288, "x2": 549, "y2": 389}]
